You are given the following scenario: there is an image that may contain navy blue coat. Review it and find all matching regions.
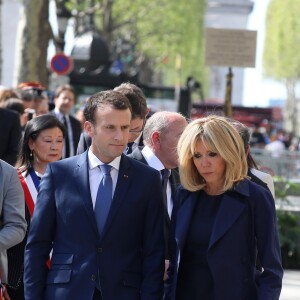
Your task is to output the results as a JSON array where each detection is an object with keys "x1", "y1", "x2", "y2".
[
  {"x1": 24, "y1": 152, "x2": 165, "y2": 300},
  {"x1": 164, "y1": 179, "x2": 283, "y2": 300}
]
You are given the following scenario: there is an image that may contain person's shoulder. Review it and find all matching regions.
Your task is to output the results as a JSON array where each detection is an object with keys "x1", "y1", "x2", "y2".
[
  {"x1": 69, "y1": 114, "x2": 82, "y2": 126},
  {"x1": 49, "y1": 154, "x2": 84, "y2": 170},
  {"x1": 0, "y1": 107, "x2": 19, "y2": 120},
  {"x1": 0, "y1": 159, "x2": 15, "y2": 172},
  {"x1": 237, "y1": 179, "x2": 275, "y2": 208},
  {"x1": 124, "y1": 155, "x2": 159, "y2": 174},
  {"x1": 251, "y1": 168, "x2": 272, "y2": 182},
  {"x1": 127, "y1": 146, "x2": 143, "y2": 160}
]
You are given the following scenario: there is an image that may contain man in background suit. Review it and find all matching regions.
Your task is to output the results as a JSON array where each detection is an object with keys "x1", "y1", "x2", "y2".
[
  {"x1": 0, "y1": 108, "x2": 22, "y2": 166},
  {"x1": 77, "y1": 83, "x2": 149, "y2": 155},
  {"x1": 0, "y1": 159, "x2": 27, "y2": 286},
  {"x1": 129, "y1": 111, "x2": 187, "y2": 276},
  {"x1": 51, "y1": 84, "x2": 82, "y2": 158},
  {"x1": 24, "y1": 90, "x2": 164, "y2": 300}
]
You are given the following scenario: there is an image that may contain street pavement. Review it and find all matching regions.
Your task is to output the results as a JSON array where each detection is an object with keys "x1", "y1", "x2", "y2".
[{"x1": 280, "y1": 270, "x2": 300, "y2": 299}]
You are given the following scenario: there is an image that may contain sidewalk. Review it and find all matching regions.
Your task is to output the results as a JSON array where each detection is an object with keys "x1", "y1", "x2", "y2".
[{"x1": 280, "y1": 270, "x2": 300, "y2": 299}]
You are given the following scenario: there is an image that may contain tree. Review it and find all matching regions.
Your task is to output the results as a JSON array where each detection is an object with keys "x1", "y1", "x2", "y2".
[
  {"x1": 14, "y1": 0, "x2": 52, "y2": 86},
  {"x1": 263, "y1": 0, "x2": 300, "y2": 135},
  {"x1": 65, "y1": 0, "x2": 207, "y2": 87}
]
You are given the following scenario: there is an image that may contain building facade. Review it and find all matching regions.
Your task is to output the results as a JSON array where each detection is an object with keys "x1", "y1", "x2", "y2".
[{"x1": 205, "y1": 0, "x2": 254, "y2": 105}]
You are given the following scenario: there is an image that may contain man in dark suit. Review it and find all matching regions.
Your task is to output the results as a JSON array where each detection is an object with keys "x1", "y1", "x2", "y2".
[
  {"x1": 128, "y1": 111, "x2": 187, "y2": 276},
  {"x1": 51, "y1": 84, "x2": 82, "y2": 158},
  {"x1": 77, "y1": 83, "x2": 149, "y2": 155},
  {"x1": 0, "y1": 108, "x2": 22, "y2": 165},
  {"x1": 24, "y1": 90, "x2": 165, "y2": 300}
]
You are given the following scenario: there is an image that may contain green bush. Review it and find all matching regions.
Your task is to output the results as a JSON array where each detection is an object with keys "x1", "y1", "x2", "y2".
[{"x1": 274, "y1": 177, "x2": 300, "y2": 269}]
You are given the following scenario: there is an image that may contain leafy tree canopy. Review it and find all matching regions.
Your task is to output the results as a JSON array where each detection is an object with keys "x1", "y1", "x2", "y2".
[
  {"x1": 264, "y1": 0, "x2": 300, "y2": 80},
  {"x1": 64, "y1": 0, "x2": 207, "y2": 87}
]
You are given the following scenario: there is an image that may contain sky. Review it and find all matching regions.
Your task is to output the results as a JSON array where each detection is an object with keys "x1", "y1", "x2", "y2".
[{"x1": 243, "y1": 0, "x2": 287, "y2": 107}]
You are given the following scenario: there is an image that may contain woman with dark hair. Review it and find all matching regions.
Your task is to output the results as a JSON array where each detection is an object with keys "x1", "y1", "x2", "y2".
[{"x1": 6, "y1": 114, "x2": 65, "y2": 300}]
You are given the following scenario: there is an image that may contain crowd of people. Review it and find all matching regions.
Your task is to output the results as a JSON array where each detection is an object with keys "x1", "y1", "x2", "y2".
[{"x1": 0, "y1": 81, "x2": 283, "y2": 299}]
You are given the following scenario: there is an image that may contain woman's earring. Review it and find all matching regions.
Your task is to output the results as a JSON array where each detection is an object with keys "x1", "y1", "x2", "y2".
[{"x1": 30, "y1": 150, "x2": 33, "y2": 157}]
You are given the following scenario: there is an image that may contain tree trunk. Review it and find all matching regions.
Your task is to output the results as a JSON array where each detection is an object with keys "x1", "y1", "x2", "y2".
[
  {"x1": 14, "y1": 0, "x2": 51, "y2": 87},
  {"x1": 284, "y1": 79, "x2": 297, "y2": 135}
]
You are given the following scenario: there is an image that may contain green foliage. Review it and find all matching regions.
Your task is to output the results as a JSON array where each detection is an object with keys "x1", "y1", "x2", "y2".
[
  {"x1": 263, "y1": 0, "x2": 300, "y2": 80},
  {"x1": 64, "y1": 0, "x2": 207, "y2": 87},
  {"x1": 274, "y1": 177, "x2": 300, "y2": 268}
]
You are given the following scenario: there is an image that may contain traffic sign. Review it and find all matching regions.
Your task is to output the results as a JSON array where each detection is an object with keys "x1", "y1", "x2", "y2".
[{"x1": 50, "y1": 52, "x2": 73, "y2": 75}]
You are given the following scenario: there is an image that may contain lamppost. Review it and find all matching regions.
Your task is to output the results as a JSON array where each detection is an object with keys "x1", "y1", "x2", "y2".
[{"x1": 56, "y1": 1, "x2": 71, "y2": 52}]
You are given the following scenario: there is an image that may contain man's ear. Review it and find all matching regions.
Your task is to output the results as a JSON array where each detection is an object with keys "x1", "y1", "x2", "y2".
[
  {"x1": 84, "y1": 121, "x2": 94, "y2": 138},
  {"x1": 151, "y1": 131, "x2": 160, "y2": 148},
  {"x1": 28, "y1": 138, "x2": 34, "y2": 150}
]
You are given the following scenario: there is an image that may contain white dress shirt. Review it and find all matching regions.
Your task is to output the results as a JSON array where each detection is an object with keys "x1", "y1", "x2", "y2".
[
  {"x1": 88, "y1": 149, "x2": 120, "y2": 209},
  {"x1": 142, "y1": 146, "x2": 173, "y2": 217}
]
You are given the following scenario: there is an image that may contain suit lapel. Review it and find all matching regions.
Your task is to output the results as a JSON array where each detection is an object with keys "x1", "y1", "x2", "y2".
[
  {"x1": 74, "y1": 152, "x2": 99, "y2": 236},
  {"x1": 209, "y1": 192, "x2": 245, "y2": 249},
  {"x1": 130, "y1": 146, "x2": 147, "y2": 164},
  {"x1": 100, "y1": 155, "x2": 131, "y2": 239}
]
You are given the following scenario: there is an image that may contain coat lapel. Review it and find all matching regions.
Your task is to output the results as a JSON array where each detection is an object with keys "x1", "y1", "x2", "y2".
[
  {"x1": 74, "y1": 152, "x2": 99, "y2": 236},
  {"x1": 208, "y1": 191, "x2": 246, "y2": 249},
  {"x1": 175, "y1": 191, "x2": 198, "y2": 253}
]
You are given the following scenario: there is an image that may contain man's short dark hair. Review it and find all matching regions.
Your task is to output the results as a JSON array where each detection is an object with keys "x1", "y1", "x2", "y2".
[
  {"x1": 55, "y1": 84, "x2": 76, "y2": 98},
  {"x1": 84, "y1": 90, "x2": 132, "y2": 124},
  {"x1": 114, "y1": 83, "x2": 147, "y2": 119}
]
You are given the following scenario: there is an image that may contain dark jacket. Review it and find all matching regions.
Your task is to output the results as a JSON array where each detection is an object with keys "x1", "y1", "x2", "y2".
[
  {"x1": 164, "y1": 179, "x2": 283, "y2": 300},
  {"x1": 0, "y1": 108, "x2": 21, "y2": 165}
]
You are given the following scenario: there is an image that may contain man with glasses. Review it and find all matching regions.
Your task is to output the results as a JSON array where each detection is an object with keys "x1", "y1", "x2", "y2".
[{"x1": 77, "y1": 83, "x2": 149, "y2": 155}]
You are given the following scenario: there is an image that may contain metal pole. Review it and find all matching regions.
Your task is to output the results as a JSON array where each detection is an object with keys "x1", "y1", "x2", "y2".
[{"x1": 224, "y1": 67, "x2": 233, "y2": 117}]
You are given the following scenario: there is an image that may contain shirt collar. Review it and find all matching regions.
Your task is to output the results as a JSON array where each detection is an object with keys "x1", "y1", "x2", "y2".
[
  {"x1": 54, "y1": 107, "x2": 69, "y2": 119},
  {"x1": 141, "y1": 145, "x2": 164, "y2": 171},
  {"x1": 88, "y1": 148, "x2": 121, "y2": 171}
]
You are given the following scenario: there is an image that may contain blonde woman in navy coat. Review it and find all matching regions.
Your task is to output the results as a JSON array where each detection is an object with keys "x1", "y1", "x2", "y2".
[{"x1": 164, "y1": 115, "x2": 283, "y2": 300}]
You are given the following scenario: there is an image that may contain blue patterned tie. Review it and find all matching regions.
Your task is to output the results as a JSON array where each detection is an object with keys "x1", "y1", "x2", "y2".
[{"x1": 95, "y1": 164, "x2": 113, "y2": 235}]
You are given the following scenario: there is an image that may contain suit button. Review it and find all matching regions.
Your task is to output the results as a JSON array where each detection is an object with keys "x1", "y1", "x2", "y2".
[
  {"x1": 91, "y1": 274, "x2": 96, "y2": 281},
  {"x1": 98, "y1": 247, "x2": 103, "y2": 253}
]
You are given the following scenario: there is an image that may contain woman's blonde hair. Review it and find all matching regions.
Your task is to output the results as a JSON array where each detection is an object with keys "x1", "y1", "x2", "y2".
[{"x1": 178, "y1": 115, "x2": 248, "y2": 192}]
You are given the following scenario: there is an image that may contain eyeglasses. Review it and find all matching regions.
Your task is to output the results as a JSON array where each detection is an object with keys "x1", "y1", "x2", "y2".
[{"x1": 129, "y1": 119, "x2": 146, "y2": 134}]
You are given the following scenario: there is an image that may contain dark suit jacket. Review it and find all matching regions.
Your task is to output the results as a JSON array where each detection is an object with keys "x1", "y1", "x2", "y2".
[
  {"x1": 49, "y1": 111, "x2": 82, "y2": 157},
  {"x1": 24, "y1": 152, "x2": 165, "y2": 300},
  {"x1": 76, "y1": 132, "x2": 91, "y2": 154},
  {"x1": 164, "y1": 179, "x2": 283, "y2": 300},
  {"x1": 0, "y1": 108, "x2": 21, "y2": 166},
  {"x1": 77, "y1": 132, "x2": 144, "y2": 155},
  {"x1": 129, "y1": 146, "x2": 180, "y2": 258}
]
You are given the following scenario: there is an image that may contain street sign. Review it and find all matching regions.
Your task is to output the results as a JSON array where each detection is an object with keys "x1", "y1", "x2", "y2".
[
  {"x1": 205, "y1": 28, "x2": 257, "y2": 68},
  {"x1": 50, "y1": 52, "x2": 73, "y2": 75}
]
